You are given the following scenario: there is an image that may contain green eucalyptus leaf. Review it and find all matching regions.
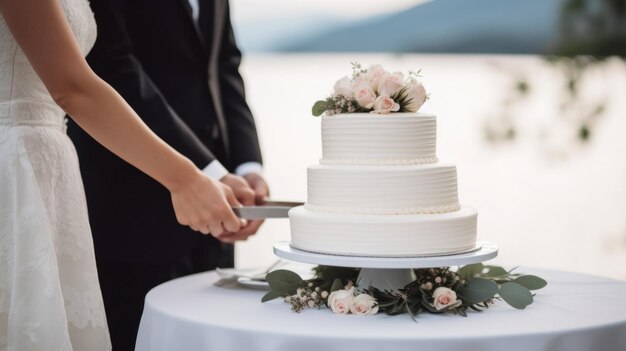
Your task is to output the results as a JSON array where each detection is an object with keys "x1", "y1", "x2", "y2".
[
  {"x1": 312, "y1": 100, "x2": 328, "y2": 116},
  {"x1": 457, "y1": 278, "x2": 498, "y2": 305},
  {"x1": 483, "y1": 266, "x2": 508, "y2": 277},
  {"x1": 265, "y1": 270, "x2": 303, "y2": 294},
  {"x1": 330, "y1": 278, "x2": 344, "y2": 293},
  {"x1": 458, "y1": 263, "x2": 484, "y2": 280},
  {"x1": 507, "y1": 266, "x2": 520, "y2": 274},
  {"x1": 513, "y1": 275, "x2": 547, "y2": 290},
  {"x1": 499, "y1": 282, "x2": 533, "y2": 309},
  {"x1": 420, "y1": 290, "x2": 442, "y2": 314},
  {"x1": 261, "y1": 290, "x2": 283, "y2": 303}
]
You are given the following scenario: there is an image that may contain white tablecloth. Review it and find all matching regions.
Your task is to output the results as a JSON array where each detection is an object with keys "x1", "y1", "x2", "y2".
[{"x1": 135, "y1": 268, "x2": 626, "y2": 351}]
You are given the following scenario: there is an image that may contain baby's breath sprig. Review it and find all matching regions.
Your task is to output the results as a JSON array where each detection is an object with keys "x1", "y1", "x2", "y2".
[{"x1": 285, "y1": 283, "x2": 329, "y2": 313}]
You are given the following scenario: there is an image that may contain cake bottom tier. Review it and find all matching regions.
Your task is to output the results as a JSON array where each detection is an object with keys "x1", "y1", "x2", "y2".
[{"x1": 288, "y1": 206, "x2": 477, "y2": 257}]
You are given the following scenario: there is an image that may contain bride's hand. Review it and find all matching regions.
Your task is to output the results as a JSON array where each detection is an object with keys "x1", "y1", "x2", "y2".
[{"x1": 169, "y1": 170, "x2": 243, "y2": 239}]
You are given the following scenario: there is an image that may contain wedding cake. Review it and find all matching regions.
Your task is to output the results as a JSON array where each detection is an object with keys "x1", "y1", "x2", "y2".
[{"x1": 288, "y1": 64, "x2": 477, "y2": 257}]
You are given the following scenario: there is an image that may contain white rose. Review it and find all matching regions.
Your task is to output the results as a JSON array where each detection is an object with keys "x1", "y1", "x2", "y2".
[
  {"x1": 377, "y1": 72, "x2": 404, "y2": 96},
  {"x1": 367, "y1": 64, "x2": 385, "y2": 76},
  {"x1": 350, "y1": 75, "x2": 366, "y2": 90},
  {"x1": 372, "y1": 95, "x2": 400, "y2": 114},
  {"x1": 365, "y1": 64, "x2": 386, "y2": 90},
  {"x1": 333, "y1": 76, "x2": 353, "y2": 97},
  {"x1": 350, "y1": 294, "x2": 379, "y2": 316},
  {"x1": 432, "y1": 287, "x2": 462, "y2": 310},
  {"x1": 327, "y1": 288, "x2": 355, "y2": 314},
  {"x1": 353, "y1": 85, "x2": 376, "y2": 109},
  {"x1": 402, "y1": 82, "x2": 427, "y2": 112}
]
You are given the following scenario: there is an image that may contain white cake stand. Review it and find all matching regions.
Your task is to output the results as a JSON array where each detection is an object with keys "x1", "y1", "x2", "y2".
[{"x1": 273, "y1": 241, "x2": 498, "y2": 290}]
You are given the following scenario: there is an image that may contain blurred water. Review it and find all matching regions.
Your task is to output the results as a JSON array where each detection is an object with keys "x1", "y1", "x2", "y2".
[{"x1": 234, "y1": 54, "x2": 626, "y2": 280}]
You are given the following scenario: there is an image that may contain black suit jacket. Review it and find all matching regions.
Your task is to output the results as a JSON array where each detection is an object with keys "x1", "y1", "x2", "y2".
[{"x1": 68, "y1": 0, "x2": 262, "y2": 265}]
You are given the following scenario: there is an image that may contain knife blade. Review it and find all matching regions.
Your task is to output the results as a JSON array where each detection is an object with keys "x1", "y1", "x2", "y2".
[{"x1": 232, "y1": 201, "x2": 304, "y2": 219}]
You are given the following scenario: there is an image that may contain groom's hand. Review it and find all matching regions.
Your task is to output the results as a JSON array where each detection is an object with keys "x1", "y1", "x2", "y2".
[
  {"x1": 242, "y1": 173, "x2": 270, "y2": 204},
  {"x1": 220, "y1": 174, "x2": 255, "y2": 206},
  {"x1": 219, "y1": 173, "x2": 264, "y2": 243}
]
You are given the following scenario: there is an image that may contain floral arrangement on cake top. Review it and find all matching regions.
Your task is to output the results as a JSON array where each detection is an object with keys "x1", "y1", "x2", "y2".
[
  {"x1": 262, "y1": 264, "x2": 547, "y2": 319},
  {"x1": 312, "y1": 62, "x2": 428, "y2": 117}
]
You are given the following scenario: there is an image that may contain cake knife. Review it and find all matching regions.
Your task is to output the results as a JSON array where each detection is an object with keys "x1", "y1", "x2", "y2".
[{"x1": 232, "y1": 201, "x2": 304, "y2": 219}]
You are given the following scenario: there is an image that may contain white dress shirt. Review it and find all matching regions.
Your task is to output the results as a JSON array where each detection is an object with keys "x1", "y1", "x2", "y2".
[
  {"x1": 187, "y1": 0, "x2": 262, "y2": 180},
  {"x1": 188, "y1": 0, "x2": 200, "y2": 22}
]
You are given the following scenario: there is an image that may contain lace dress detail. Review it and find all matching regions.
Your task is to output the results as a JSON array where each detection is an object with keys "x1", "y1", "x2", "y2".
[{"x1": 0, "y1": 0, "x2": 111, "y2": 350}]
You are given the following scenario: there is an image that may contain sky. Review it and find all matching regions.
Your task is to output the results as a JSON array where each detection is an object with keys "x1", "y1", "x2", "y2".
[{"x1": 229, "y1": 0, "x2": 430, "y2": 52}]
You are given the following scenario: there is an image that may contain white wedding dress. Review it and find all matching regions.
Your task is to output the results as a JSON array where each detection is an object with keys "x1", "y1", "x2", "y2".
[{"x1": 0, "y1": 0, "x2": 111, "y2": 350}]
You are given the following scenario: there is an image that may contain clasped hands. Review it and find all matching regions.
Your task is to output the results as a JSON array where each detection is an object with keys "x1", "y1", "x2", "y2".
[{"x1": 169, "y1": 170, "x2": 269, "y2": 243}]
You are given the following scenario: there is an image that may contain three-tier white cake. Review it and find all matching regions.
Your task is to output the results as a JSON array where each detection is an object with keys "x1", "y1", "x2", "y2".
[{"x1": 289, "y1": 112, "x2": 477, "y2": 257}]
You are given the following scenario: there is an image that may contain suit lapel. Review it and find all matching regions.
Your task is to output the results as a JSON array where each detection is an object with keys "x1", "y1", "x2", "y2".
[{"x1": 178, "y1": 0, "x2": 207, "y2": 50}]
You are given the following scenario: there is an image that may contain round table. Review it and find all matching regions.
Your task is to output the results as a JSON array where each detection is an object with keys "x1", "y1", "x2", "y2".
[{"x1": 135, "y1": 268, "x2": 626, "y2": 351}]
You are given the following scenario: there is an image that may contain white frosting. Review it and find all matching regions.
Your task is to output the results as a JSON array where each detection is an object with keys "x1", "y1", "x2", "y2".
[
  {"x1": 288, "y1": 111, "x2": 478, "y2": 258},
  {"x1": 321, "y1": 113, "x2": 437, "y2": 165},
  {"x1": 289, "y1": 206, "x2": 478, "y2": 257},
  {"x1": 319, "y1": 156, "x2": 439, "y2": 166},
  {"x1": 306, "y1": 164, "x2": 460, "y2": 215}
]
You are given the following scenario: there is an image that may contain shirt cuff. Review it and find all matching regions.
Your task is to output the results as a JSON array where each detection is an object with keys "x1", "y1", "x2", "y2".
[
  {"x1": 202, "y1": 160, "x2": 229, "y2": 180},
  {"x1": 235, "y1": 162, "x2": 263, "y2": 177}
]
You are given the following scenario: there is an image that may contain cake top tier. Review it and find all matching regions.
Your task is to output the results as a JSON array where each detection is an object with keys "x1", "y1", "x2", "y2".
[{"x1": 320, "y1": 112, "x2": 438, "y2": 165}]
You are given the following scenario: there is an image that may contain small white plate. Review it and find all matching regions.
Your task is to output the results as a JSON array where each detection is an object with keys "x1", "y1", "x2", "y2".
[
  {"x1": 215, "y1": 268, "x2": 262, "y2": 280},
  {"x1": 237, "y1": 277, "x2": 270, "y2": 290}
]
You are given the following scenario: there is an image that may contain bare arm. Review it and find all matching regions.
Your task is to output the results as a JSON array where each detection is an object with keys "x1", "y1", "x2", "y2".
[{"x1": 0, "y1": 0, "x2": 242, "y2": 237}]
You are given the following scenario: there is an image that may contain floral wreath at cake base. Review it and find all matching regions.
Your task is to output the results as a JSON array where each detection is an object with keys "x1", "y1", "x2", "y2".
[{"x1": 261, "y1": 264, "x2": 547, "y2": 319}]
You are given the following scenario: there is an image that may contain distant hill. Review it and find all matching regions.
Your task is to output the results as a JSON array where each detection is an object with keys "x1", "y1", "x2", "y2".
[
  {"x1": 234, "y1": 13, "x2": 345, "y2": 52},
  {"x1": 277, "y1": 0, "x2": 566, "y2": 54}
]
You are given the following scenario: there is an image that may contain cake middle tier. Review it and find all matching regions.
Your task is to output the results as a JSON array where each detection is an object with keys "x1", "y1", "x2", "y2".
[{"x1": 305, "y1": 163, "x2": 460, "y2": 215}]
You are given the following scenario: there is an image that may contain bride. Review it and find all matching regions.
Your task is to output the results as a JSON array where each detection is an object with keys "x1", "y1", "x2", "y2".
[{"x1": 0, "y1": 0, "x2": 247, "y2": 349}]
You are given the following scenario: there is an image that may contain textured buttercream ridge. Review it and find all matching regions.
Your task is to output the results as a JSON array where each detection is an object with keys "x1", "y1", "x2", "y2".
[
  {"x1": 319, "y1": 156, "x2": 439, "y2": 165},
  {"x1": 304, "y1": 202, "x2": 461, "y2": 215}
]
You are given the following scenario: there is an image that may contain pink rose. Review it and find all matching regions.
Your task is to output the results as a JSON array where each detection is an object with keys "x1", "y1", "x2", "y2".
[
  {"x1": 353, "y1": 85, "x2": 376, "y2": 109},
  {"x1": 432, "y1": 287, "x2": 462, "y2": 310},
  {"x1": 372, "y1": 95, "x2": 400, "y2": 114},
  {"x1": 333, "y1": 76, "x2": 353, "y2": 97},
  {"x1": 350, "y1": 294, "x2": 379, "y2": 316},
  {"x1": 327, "y1": 288, "x2": 355, "y2": 314},
  {"x1": 377, "y1": 72, "x2": 404, "y2": 96},
  {"x1": 402, "y1": 82, "x2": 427, "y2": 112}
]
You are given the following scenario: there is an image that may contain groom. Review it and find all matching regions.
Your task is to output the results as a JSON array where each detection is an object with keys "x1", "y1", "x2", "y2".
[{"x1": 68, "y1": 0, "x2": 267, "y2": 349}]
